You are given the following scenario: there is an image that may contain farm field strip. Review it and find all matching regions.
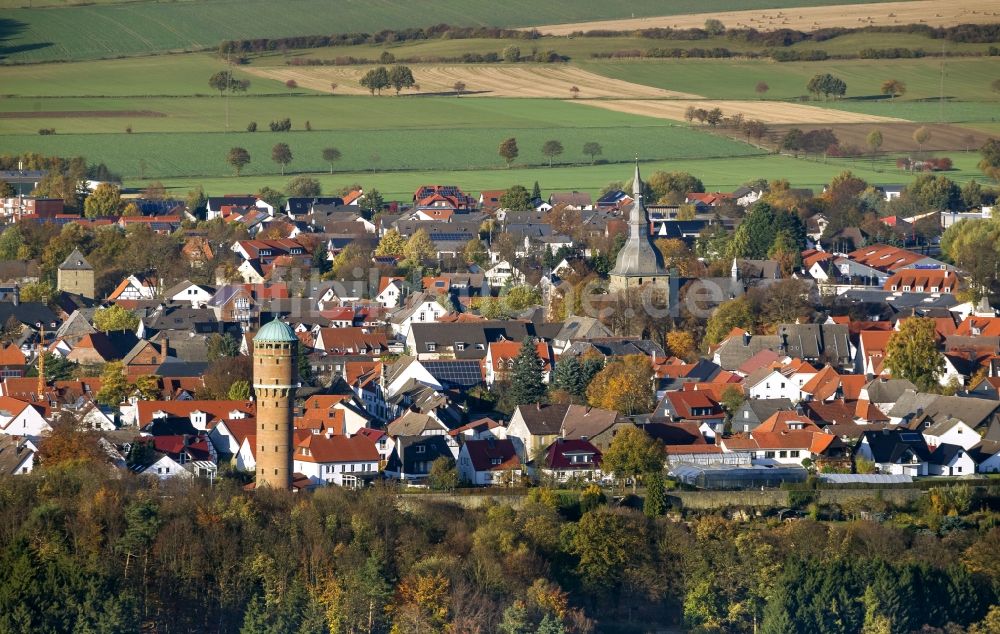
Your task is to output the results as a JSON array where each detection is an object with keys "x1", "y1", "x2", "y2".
[
  {"x1": 0, "y1": 95, "x2": 701, "y2": 134},
  {"x1": 574, "y1": 57, "x2": 1000, "y2": 103},
  {"x1": 577, "y1": 98, "x2": 905, "y2": 124},
  {"x1": 0, "y1": 0, "x2": 905, "y2": 63},
  {"x1": 0, "y1": 123, "x2": 764, "y2": 179},
  {"x1": 240, "y1": 64, "x2": 701, "y2": 98},
  {"x1": 533, "y1": 0, "x2": 1000, "y2": 35},
  {"x1": 124, "y1": 152, "x2": 989, "y2": 202}
]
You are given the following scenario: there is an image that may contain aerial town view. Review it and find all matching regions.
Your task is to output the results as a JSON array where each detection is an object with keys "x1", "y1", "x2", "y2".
[{"x1": 3, "y1": 0, "x2": 1000, "y2": 631}]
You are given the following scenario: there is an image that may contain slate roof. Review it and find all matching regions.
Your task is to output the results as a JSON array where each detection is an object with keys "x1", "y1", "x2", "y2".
[
  {"x1": 858, "y1": 429, "x2": 931, "y2": 463},
  {"x1": 410, "y1": 321, "x2": 532, "y2": 360},
  {"x1": 514, "y1": 403, "x2": 569, "y2": 436},
  {"x1": 59, "y1": 248, "x2": 93, "y2": 271}
]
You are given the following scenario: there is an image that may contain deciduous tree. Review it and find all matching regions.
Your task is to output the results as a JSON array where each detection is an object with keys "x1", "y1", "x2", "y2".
[
  {"x1": 880, "y1": 79, "x2": 906, "y2": 100},
  {"x1": 582, "y1": 141, "x2": 602, "y2": 164},
  {"x1": 93, "y1": 304, "x2": 139, "y2": 332},
  {"x1": 321, "y1": 147, "x2": 341, "y2": 174},
  {"x1": 83, "y1": 182, "x2": 122, "y2": 218},
  {"x1": 499, "y1": 137, "x2": 519, "y2": 168},
  {"x1": 227, "y1": 147, "x2": 251, "y2": 176},
  {"x1": 96, "y1": 361, "x2": 129, "y2": 406},
  {"x1": 541, "y1": 140, "x2": 564, "y2": 167},
  {"x1": 389, "y1": 65, "x2": 416, "y2": 95},
  {"x1": 360, "y1": 66, "x2": 390, "y2": 95},
  {"x1": 403, "y1": 228, "x2": 435, "y2": 266},
  {"x1": 498, "y1": 184, "x2": 532, "y2": 210},
  {"x1": 371, "y1": 229, "x2": 404, "y2": 259},
  {"x1": 586, "y1": 355, "x2": 655, "y2": 417},
  {"x1": 601, "y1": 425, "x2": 663, "y2": 493},
  {"x1": 885, "y1": 317, "x2": 944, "y2": 392},
  {"x1": 271, "y1": 143, "x2": 293, "y2": 175}
]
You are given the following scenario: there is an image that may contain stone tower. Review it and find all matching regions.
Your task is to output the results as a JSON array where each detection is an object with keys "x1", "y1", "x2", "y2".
[
  {"x1": 253, "y1": 317, "x2": 299, "y2": 490},
  {"x1": 57, "y1": 248, "x2": 95, "y2": 299},
  {"x1": 608, "y1": 162, "x2": 671, "y2": 293}
]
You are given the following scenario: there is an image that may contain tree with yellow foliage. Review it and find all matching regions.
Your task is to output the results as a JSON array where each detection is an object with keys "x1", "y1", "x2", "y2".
[
  {"x1": 586, "y1": 354, "x2": 654, "y2": 416},
  {"x1": 667, "y1": 330, "x2": 696, "y2": 360}
]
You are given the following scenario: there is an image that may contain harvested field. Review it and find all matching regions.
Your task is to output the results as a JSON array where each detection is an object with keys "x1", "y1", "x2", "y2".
[
  {"x1": 764, "y1": 122, "x2": 994, "y2": 152},
  {"x1": 534, "y1": 0, "x2": 998, "y2": 35},
  {"x1": 0, "y1": 110, "x2": 165, "y2": 118},
  {"x1": 577, "y1": 99, "x2": 904, "y2": 124},
  {"x1": 241, "y1": 64, "x2": 700, "y2": 99}
]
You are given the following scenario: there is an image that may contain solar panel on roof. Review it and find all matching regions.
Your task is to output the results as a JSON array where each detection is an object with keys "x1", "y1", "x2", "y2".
[
  {"x1": 423, "y1": 360, "x2": 482, "y2": 387},
  {"x1": 900, "y1": 432, "x2": 923, "y2": 442}
]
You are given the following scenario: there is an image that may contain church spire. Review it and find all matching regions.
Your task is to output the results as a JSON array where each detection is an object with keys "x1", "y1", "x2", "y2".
[{"x1": 632, "y1": 158, "x2": 642, "y2": 198}]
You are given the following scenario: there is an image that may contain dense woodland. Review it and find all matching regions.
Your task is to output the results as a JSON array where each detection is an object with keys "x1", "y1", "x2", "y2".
[{"x1": 2, "y1": 456, "x2": 1000, "y2": 634}]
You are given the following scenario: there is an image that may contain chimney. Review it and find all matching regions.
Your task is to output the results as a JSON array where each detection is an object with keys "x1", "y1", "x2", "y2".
[
  {"x1": 742, "y1": 332, "x2": 751, "y2": 347},
  {"x1": 12, "y1": 284, "x2": 19, "y2": 306},
  {"x1": 160, "y1": 335, "x2": 169, "y2": 359}
]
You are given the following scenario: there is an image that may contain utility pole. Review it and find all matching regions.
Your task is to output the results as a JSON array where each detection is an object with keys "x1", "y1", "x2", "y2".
[
  {"x1": 225, "y1": 48, "x2": 231, "y2": 132},
  {"x1": 939, "y1": 39, "x2": 946, "y2": 124}
]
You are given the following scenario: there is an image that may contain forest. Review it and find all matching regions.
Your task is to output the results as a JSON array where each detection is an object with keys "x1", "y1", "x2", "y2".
[{"x1": 1, "y1": 459, "x2": 1000, "y2": 634}]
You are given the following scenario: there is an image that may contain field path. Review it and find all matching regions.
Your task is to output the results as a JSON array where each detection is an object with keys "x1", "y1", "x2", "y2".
[
  {"x1": 532, "y1": 0, "x2": 999, "y2": 34},
  {"x1": 578, "y1": 99, "x2": 906, "y2": 124},
  {"x1": 242, "y1": 64, "x2": 702, "y2": 99}
]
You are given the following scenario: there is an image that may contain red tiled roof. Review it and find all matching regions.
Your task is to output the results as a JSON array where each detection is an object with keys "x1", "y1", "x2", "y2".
[
  {"x1": 848, "y1": 244, "x2": 925, "y2": 273},
  {"x1": 294, "y1": 434, "x2": 379, "y2": 463},
  {"x1": 463, "y1": 438, "x2": 520, "y2": 472},
  {"x1": 545, "y1": 439, "x2": 602, "y2": 470}
]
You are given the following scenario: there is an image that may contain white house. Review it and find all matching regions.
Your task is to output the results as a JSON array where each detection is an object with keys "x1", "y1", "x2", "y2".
[
  {"x1": 236, "y1": 436, "x2": 256, "y2": 472},
  {"x1": 389, "y1": 296, "x2": 449, "y2": 338},
  {"x1": 927, "y1": 444, "x2": 976, "y2": 477},
  {"x1": 458, "y1": 438, "x2": 521, "y2": 486},
  {"x1": 293, "y1": 433, "x2": 380, "y2": 488},
  {"x1": 0, "y1": 397, "x2": 50, "y2": 437},
  {"x1": 923, "y1": 418, "x2": 979, "y2": 451},
  {"x1": 166, "y1": 281, "x2": 215, "y2": 308},
  {"x1": 376, "y1": 277, "x2": 406, "y2": 309},
  {"x1": 485, "y1": 260, "x2": 525, "y2": 288},
  {"x1": 132, "y1": 454, "x2": 193, "y2": 480},
  {"x1": 108, "y1": 274, "x2": 159, "y2": 301},
  {"x1": 0, "y1": 435, "x2": 35, "y2": 475}
]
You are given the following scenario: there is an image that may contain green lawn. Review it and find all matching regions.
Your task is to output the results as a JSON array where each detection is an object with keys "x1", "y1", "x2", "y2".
[
  {"x1": 0, "y1": 53, "x2": 283, "y2": 97},
  {"x1": 0, "y1": 0, "x2": 901, "y2": 63},
  {"x1": 576, "y1": 57, "x2": 1000, "y2": 103},
  {"x1": 129, "y1": 151, "x2": 988, "y2": 202}
]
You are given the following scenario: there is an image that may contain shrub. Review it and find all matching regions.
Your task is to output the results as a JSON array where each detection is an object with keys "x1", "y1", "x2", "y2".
[
  {"x1": 246, "y1": 121, "x2": 257, "y2": 132},
  {"x1": 285, "y1": 79, "x2": 298, "y2": 89},
  {"x1": 37, "y1": 128, "x2": 55, "y2": 135}
]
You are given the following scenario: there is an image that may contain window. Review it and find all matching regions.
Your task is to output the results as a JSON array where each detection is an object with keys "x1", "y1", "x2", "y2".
[
  {"x1": 765, "y1": 451, "x2": 775, "y2": 458},
  {"x1": 456, "y1": 342, "x2": 465, "y2": 351},
  {"x1": 779, "y1": 451, "x2": 787, "y2": 458},
  {"x1": 415, "y1": 446, "x2": 425, "y2": 454},
  {"x1": 491, "y1": 457, "x2": 501, "y2": 465},
  {"x1": 790, "y1": 450, "x2": 800, "y2": 458},
  {"x1": 426, "y1": 343, "x2": 436, "y2": 352}
]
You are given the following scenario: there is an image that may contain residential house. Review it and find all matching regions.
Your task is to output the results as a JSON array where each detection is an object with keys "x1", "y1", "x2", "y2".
[
  {"x1": 483, "y1": 340, "x2": 554, "y2": 386},
  {"x1": 731, "y1": 398, "x2": 795, "y2": 434},
  {"x1": 853, "y1": 429, "x2": 930, "y2": 476},
  {"x1": 293, "y1": 433, "x2": 380, "y2": 488},
  {"x1": 0, "y1": 435, "x2": 35, "y2": 475},
  {"x1": 384, "y1": 434, "x2": 453, "y2": 482},
  {"x1": 541, "y1": 439, "x2": 602, "y2": 482},
  {"x1": 458, "y1": 438, "x2": 521, "y2": 486}
]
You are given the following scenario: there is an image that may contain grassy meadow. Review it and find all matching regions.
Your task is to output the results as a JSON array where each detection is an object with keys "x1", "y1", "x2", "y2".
[
  {"x1": 0, "y1": 0, "x2": 902, "y2": 63},
  {"x1": 130, "y1": 151, "x2": 990, "y2": 202},
  {"x1": 576, "y1": 57, "x2": 1000, "y2": 103}
]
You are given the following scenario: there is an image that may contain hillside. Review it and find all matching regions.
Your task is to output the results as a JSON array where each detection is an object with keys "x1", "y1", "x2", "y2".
[{"x1": 0, "y1": 0, "x2": 902, "y2": 63}]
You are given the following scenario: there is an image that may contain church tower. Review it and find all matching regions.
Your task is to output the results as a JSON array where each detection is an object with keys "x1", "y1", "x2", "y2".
[
  {"x1": 608, "y1": 162, "x2": 670, "y2": 292},
  {"x1": 253, "y1": 317, "x2": 299, "y2": 490},
  {"x1": 57, "y1": 248, "x2": 95, "y2": 299}
]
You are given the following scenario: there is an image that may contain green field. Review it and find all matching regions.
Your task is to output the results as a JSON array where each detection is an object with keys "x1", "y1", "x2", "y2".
[
  {"x1": 0, "y1": 122, "x2": 764, "y2": 179},
  {"x1": 576, "y1": 57, "x2": 1000, "y2": 103},
  {"x1": 126, "y1": 152, "x2": 988, "y2": 202},
  {"x1": 0, "y1": 0, "x2": 902, "y2": 63}
]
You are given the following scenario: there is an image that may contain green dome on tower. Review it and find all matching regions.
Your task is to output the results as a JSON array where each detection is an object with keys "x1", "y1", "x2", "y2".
[{"x1": 254, "y1": 317, "x2": 297, "y2": 343}]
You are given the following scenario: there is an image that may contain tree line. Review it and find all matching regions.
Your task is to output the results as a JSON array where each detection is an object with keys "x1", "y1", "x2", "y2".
[{"x1": 2, "y1": 455, "x2": 1000, "y2": 633}]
